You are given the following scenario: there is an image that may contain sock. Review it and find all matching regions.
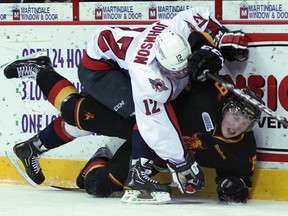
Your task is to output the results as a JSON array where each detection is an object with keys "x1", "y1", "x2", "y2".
[
  {"x1": 39, "y1": 116, "x2": 75, "y2": 150},
  {"x1": 36, "y1": 70, "x2": 78, "y2": 111}
]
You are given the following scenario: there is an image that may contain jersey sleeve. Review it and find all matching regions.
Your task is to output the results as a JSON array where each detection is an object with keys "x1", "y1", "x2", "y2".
[
  {"x1": 129, "y1": 65, "x2": 186, "y2": 164},
  {"x1": 82, "y1": 28, "x2": 118, "y2": 71},
  {"x1": 214, "y1": 132, "x2": 257, "y2": 187},
  {"x1": 167, "y1": 7, "x2": 224, "y2": 38}
]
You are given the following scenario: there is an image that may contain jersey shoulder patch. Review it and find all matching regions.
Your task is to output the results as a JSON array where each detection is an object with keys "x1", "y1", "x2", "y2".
[{"x1": 202, "y1": 112, "x2": 214, "y2": 132}]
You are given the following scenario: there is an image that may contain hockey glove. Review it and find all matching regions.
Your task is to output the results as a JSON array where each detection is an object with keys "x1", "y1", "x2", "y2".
[
  {"x1": 217, "y1": 176, "x2": 249, "y2": 203},
  {"x1": 188, "y1": 45, "x2": 224, "y2": 82},
  {"x1": 167, "y1": 153, "x2": 205, "y2": 194},
  {"x1": 214, "y1": 30, "x2": 249, "y2": 62}
]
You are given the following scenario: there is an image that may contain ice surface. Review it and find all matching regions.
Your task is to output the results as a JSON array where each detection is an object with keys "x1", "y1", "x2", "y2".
[{"x1": 1, "y1": 184, "x2": 288, "y2": 216}]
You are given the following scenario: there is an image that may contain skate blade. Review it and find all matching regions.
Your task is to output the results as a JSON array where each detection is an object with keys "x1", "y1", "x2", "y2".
[
  {"x1": 121, "y1": 190, "x2": 171, "y2": 204},
  {"x1": 0, "y1": 50, "x2": 48, "y2": 69},
  {"x1": 5, "y1": 150, "x2": 37, "y2": 187}
]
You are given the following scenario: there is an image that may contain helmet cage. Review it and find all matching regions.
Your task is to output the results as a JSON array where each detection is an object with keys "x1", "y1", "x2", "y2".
[
  {"x1": 222, "y1": 88, "x2": 262, "y2": 132},
  {"x1": 222, "y1": 99, "x2": 261, "y2": 132}
]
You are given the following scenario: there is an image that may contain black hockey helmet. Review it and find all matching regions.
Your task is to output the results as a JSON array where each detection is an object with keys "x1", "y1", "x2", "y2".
[{"x1": 222, "y1": 87, "x2": 263, "y2": 131}]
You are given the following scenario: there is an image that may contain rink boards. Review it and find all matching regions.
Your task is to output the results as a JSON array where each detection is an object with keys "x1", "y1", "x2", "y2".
[
  {"x1": 0, "y1": 1, "x2": 288, "y2": 202},
  {"x1": 1, "y1": 156, "x2": 288, "y2": 201}
]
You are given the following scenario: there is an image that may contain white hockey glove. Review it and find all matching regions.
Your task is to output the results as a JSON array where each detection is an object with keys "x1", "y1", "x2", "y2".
[
  {"x1": 213, "y1": 30, "x2": 249, "y2": 62},
  {"x1": 167, "y1": 153, "x2": 205, "y2": 194},
  {"x1": 188, "y1": 45, "x2": 224, "y2": 82}
]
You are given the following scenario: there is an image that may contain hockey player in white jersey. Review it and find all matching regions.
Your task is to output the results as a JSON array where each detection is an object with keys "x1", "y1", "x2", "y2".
[
  {"x1": 2, "y1": 7, "x2": 248, "y2": 203},
  {"x1": 79, "y1": 7, "x2": 236, "y2": 202},
  {"x1": 75, "y1": 15, "x2": 225, "y2": 202}
]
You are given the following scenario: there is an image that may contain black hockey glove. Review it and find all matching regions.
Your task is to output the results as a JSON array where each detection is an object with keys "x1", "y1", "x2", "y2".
[
  {"x1": 188, "y1": 45, "x2": 224, "y2": 82},
  {"x1": 217, "y1": 176, "x2": 249, "y2": 203},
  {"x1": 167, "y1": 153, "x2": 205, "y2": 194},
  {"x1": 213, "y1": 30, "x2": 249, "y2": 62}
]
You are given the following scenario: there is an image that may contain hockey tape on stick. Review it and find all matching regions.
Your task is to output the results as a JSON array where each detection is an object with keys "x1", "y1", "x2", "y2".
[{"x1": 207, "y1": 72, "x2": 288, "y2": 127}]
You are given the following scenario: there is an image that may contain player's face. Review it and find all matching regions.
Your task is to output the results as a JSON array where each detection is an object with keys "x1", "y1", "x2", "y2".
[
  {"x1": 221, "y1": 107, "x2": 252, "y2": 138},
  {"x1": 158, "y1": 63, "x2": 189, "y2": 79}
]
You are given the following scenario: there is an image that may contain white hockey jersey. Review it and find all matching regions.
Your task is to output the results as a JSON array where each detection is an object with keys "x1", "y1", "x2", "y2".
[{"x1": 84, "y1": 7, "x2": 222, "y2": 163}]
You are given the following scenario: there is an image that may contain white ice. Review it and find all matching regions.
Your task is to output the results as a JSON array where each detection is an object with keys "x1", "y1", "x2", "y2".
[{"x1": 1, "y1": 184, "x2": 288, "y2": 216}]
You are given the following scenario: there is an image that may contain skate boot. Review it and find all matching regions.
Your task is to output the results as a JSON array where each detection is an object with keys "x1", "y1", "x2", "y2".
[
  {"x1": 76, "y1": 146, "x2": 113, "y2": 189},
  {"x1": 121, "y1": 158, "x2": 171, "y2": 204},
  {"x1": 13, "y1": 134, "x2": 47, "y2": 185},
  {"x1": 2, "y1": 51, "x2": 52, "y2": 79}
]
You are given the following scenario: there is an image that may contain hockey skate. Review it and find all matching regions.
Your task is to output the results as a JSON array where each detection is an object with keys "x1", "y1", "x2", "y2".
[
  {"x1": 1, "y1": 51, "x2": 52, "y2": 79},
  {"x1": 76, "y1": 146, "x2": 113, "y2": 189},
  {"x1": 6, "y1": 134, "x2": 46, "y2": 186},
  {"x1": 121, "y1": 158, "x2": 171, "y2": 204}
]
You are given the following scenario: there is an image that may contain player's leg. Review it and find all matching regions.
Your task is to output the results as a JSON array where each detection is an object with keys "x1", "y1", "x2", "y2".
[
  {"x1": 81, "y1": 141, "x2": 132, "y2": 197},
  {"x1": 2, "y1": 51, "x2": 53, "y2": 79},
  {"x1": 61, "y1": 94, "x2": 135, "y2": 141},
  {"x1": 80, "y1": 141, "x2": 168, "y2": 198},
  {"x1": 77, "y1": 62, "x2": 134, "y2": 118},
  {"x1": 37, "y1": 67, "x2": 135, "y2": 138},
  {"x1": 2, "y1": 53, "x2": 135, "y2": 184},
  {"x1": 9, "y1": 74, "x2": 134, "y2": 185},
  {"x1": 10, "y1": 92, "x2": 135, "y2": 186},
  {"x1": 2, "y1": 55, "x2": 92, "y2": 184},
  {"x1": 76, "y1": 146, "x2": 114, "y2": 189},
  {"x1": 122, "y1": 128, "x2": 171, "y2": 203},
  {"x1": 35, "y1": 62, "x2": 136, "y2": 139},
  {"x1": 3, "y1": 53, "x2": 135, "y2": 138},
  {"x1": 13, "y1": 116, "x2": 92, "y2": 185}
]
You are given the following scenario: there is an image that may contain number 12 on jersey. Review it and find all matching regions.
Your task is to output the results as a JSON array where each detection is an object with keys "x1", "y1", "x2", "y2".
[{"x1": 143, "y1": 99, "x2": 160, "y2": 115}]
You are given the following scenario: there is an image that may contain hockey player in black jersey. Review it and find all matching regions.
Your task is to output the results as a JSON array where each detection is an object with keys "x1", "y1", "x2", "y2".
[
  {"x1": 74, "y1": 81, "x2": 260, "y2": 204},
  {"x1": 172, "y1": 80, "x2": 260, "y2": 203}
]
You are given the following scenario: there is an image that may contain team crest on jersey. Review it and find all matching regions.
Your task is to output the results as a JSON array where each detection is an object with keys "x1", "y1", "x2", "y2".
[
  {"x1": 83, "y1": 110, "x2": 95, "y2": 120},
  {"x1": 183, "y1": 133, "x2": 207, "y2": 150},
  {"x1": 149, "y1": 78, "x2": 169, "y2": 92}
]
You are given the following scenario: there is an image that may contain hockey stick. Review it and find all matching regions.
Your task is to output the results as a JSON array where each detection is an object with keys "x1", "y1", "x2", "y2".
[
  {"x1": 206, "y1": 72, "x2": 288, "y2": 127},
  {"x1": 51, "y1": 185, "x2": 85, "y2": 191}
]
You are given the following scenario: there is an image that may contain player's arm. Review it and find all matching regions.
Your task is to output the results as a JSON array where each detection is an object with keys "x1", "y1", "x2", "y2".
[
  {"x1": 215, "y1": 162, "x2": 254, "y2": 203},
  {"x1": 187, "y1": 31, "x2": 224, "y2": 82},
  {"x1": 205, "y1": 11, "x2": 249, "y2": 62},
  {"x1": 201, "y1": 7, "x2": 250, "y2": 62},
  {"x1": 172, "y1": 7, "x2": 249, "y2": 62},
  {"x1": 214, "y1": 137, "x2": 257, "y2": 203}
]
